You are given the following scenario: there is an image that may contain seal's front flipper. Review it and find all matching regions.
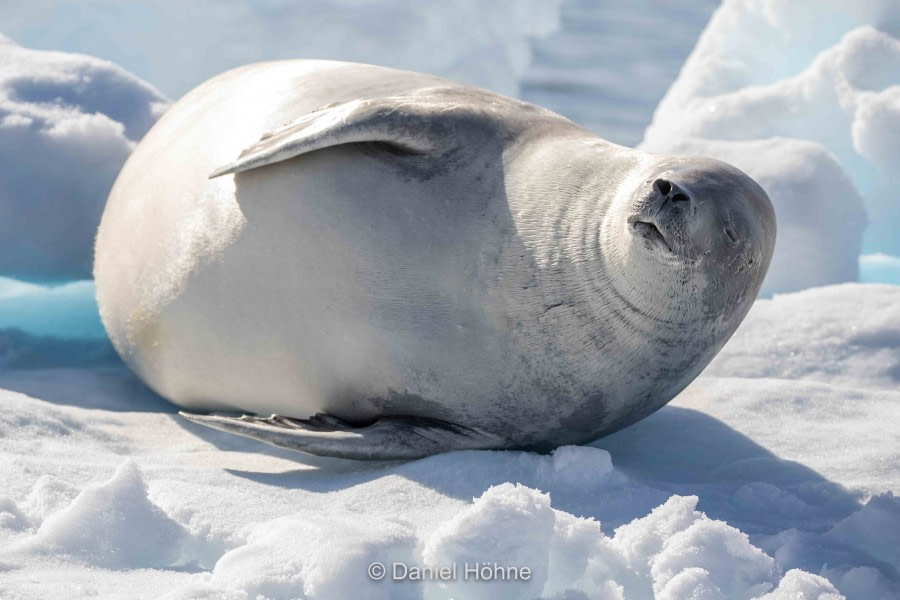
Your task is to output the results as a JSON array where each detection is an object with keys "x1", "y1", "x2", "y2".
[
  {"x1": 179, "y1": 411, "x2": 505, "y2": 460},
  {"x1": 207, "y1": 91, "x2": 505, "y2": 179}
]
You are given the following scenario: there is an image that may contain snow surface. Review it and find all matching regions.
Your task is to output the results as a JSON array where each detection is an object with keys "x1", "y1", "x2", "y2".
[
  {"x1": 0, "y1": 283, "x2": 897, "y2": 599},
  {"x1": 0, "y1": 35, "x2": 168, "y2": 281},
  {"x1": 641, "y1": 0, "x2": 900, "y2": 293},
  {"x1": 2, "y1": 0, "x2": 899, "y2": 598}
]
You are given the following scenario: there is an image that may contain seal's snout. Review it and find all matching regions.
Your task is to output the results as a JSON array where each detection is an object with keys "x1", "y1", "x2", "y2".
[
  {"x1": 628, "y1": 175, "x2": 699, "y2": 257},
  {"x1": 652, "y1": 178, "x2": 694, "y2": 219},
  {"x1": 653, "y1": 178, "x2": 691, "y2": 207}
]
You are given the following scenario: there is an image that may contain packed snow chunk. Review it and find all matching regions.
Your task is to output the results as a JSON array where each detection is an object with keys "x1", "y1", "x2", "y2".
[
  {"x1": 610, "y1": 495, "x2": 778, "y2": 598},
  {"x1": 645, "y1": 137, "x2": 865, "y2": 295},
  {"x1": 656, "y1": 568, "x2": 725, "y2": 600},
  {"x1": 536, "y1": 445, "x2": 616, "y2": 490},
  {"x1": 209, "y1": 514, "x2": 417, "y2": 600},
  {"x1": 704, "y1": 283, "x2": 900, "y2": 390},
  {"x1": 826, "y1": 493, "x2": 900, "y2": 571},
  {"x1": 754, "y1": 569, "x2": 844, "y2": 600},
  {"x1": 19, "y1": 460, "x2": 191, "y2": 568},
  {"x1": 423, "y1": 483, "x2": 555, "y2": 600},
  {"x1": 649, "y1": 518, "x2": 777, "y2": 598},
  {"x1": 642, "y1": 0, "x2": 900, "y2": 261},
  {"x1": 612, "y1": 495, "x2": 703, "y2": 570},
  {"x1": 0, "y1": 35, "x2": 167, "y2": 281},
  {"x1": 860, "y1": 253, "x2": 900, "y2": 285},
  {"x1": 544, "y1": 511, "x2": 632, "y2": 598}
]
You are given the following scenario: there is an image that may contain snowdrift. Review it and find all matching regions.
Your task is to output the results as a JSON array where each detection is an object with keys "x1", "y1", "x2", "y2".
[{"x1": 642, "y1": 0, "x2": 900, "y2": 294}]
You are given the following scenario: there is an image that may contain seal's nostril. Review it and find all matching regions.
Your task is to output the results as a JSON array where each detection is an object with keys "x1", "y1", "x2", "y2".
[
  {"x1": 654, "y1": 179, "x2": 672, "y2": 196},
  {"x1": 672, "y1": 192, "x2": 690, "y2": 203}
]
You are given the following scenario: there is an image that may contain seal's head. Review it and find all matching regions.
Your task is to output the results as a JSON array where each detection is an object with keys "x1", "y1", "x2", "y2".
[{"x1": 606, "y1": 156, "x2": 776, "y2": 333}]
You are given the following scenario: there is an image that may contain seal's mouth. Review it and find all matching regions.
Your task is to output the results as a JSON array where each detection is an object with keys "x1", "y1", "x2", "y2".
[{"x1": 629, "y1": 218, "x2": 672, "y2": 253}]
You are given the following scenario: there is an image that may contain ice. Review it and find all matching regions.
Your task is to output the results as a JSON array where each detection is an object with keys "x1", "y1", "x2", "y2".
[
  {"x1": 703, "y1": 283, "x2": 900, "y2": 391},
  {"x1": 826, "y1": 493, "x2": 900, "y2": 572},
  {"x1": 0, "y1": 423, "x2": 861, "y2": 599},
  {"x1": 641, "y1": 0, "x2": 900, "y2": 290},
  {"x1": 860, "y1": 253, "x2": 900, "y2": 285},
  {"x1": 520, "y1": 0, "x2": 720, "y2": 146},
  {"x1": 0, "y1": 278, "x2": 104, "y2": 338},
  {"x1": 1, "y1": 1, "x2": 898, "y2": 598},
  {"x1": 645, "y1": 137, "x2": 866, "y2": 296},
  {"x1": 0, "y1": 0, "x2": 561, "y2": 99},
  {"x1": 3, "y1": 306, "x2": 895, "y2": 599},
  {"x1": 0, "y1": 36, "x2": 167, "y2": 281},
  {"x1": 826, "y1": 567, "x2": 898, "y2": 600}
]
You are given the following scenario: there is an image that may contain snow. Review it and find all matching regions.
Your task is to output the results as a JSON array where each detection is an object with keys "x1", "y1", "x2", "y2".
[
  {"x1": 520, "y1": 0, "x2": 720, "y2": 146},
  {"x1": 641, "y1": 0, "x2": 900, "y2": 292},
  {"x1": 19, "y1": 461, "x2": 191, "y2": 569},
  {"x1": 0, "y1": 36, "x2": 168, "y2": 281},
  {"x1": 1, "y1": 0, "x2": 899, "y2": 598},
  {"x1": 0, "y1": 0, "x2": 561, "y2": 100},
  {"x1": 0, "y1": 284, "x2": 897, "y2": 599}
]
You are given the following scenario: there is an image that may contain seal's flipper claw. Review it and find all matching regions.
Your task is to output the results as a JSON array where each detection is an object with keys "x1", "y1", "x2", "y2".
[{"x1": 178, "y1": 411, "x2": 505, "y2": 460}]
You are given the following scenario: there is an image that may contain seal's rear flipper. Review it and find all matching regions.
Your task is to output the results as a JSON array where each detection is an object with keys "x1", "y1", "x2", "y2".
[{"x1": 179, "y1": 412, "x2": 505, "y2": 460}]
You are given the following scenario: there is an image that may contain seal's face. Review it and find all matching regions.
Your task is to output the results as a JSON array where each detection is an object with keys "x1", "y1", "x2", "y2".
[{"x1": 621, "y1": 157, "x2": 776, "y2": 323}]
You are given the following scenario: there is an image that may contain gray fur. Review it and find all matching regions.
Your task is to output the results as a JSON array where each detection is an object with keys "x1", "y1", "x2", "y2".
[{"x1": 94, "y1": 60, "x2": 776, "y2": 460}]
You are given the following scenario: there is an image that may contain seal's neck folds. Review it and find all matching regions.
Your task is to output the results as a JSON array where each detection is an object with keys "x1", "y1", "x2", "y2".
[{"x1": 507, "y1": 138, "x2": 701, "y2": 323}]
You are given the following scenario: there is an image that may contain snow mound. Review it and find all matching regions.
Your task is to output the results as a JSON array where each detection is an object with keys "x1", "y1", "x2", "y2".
[
  {"x1": 611, "y1": 496, "x2": 776, "y2": 599},
  {"x1": 424, "y1": 483, "x2": 555, "y2": 599},
  {"x1": 1, "y1": 1, "x2": 561, "y2": 100},
  {"x1": 826, "y1": 493, "x2": 900, "y2": 572},
  {"x1": 0, "y1": 35, "x2": 168, "y2": 281},
  {"x1": 704, "y1": 283, "x2": 900, "y2": 390},
  {"x1": 1, "y1": 370, "x2": 893, "y2": 598},
  {"x1": 520, "y1": 0, "x2": 719, "y2": 146},
  {"x1": 190, "y1": 486, "x2": 831, "y2": 600},
  {"x1": 641, "y1": 0, "x2": 900, "y2": 291},
  {"x1": 16, "y1": 461, "x2": 191, "y2": 569},
  {"x1": 0, "y1": 495, "x2": 29, "y2": 531},
  {"x1": 22, "y1": 474, "x2": 80, "y2": 523},
  {"x1": 209, "y1": 514, "x2": 418, "y2": 600},
  {"x1": 647, "y1": 137, "x2": 866, "y2": 295},
  {"x1": 755, "y1": 569, "x2": 843, "y2": 600}
]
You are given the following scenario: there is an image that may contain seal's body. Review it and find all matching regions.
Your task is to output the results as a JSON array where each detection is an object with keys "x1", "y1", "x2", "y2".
[{"x1": 95, "y1": 60, "x2": 776, "y2": 459}]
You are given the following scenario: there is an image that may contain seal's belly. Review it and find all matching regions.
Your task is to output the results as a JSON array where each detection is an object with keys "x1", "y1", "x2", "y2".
[{"x1": 139, "y1": 146, "x2": 517, "y2": 424}]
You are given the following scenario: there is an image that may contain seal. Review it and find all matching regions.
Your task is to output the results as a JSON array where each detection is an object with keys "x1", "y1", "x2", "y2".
[{"x1": 94, "y1": 60, "x2": 776, "y2": 460}]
